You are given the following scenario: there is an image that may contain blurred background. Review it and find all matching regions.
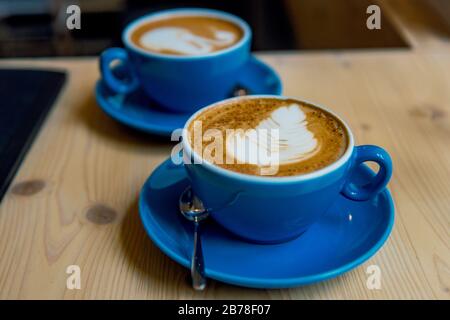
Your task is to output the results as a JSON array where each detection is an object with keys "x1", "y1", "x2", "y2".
[{"x1": 2, "y1": 0, "x2": 449, "y2": 57}]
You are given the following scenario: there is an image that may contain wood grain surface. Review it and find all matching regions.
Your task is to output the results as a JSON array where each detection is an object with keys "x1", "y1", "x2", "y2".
[{"x1": 0, "y1": 50, "x2": 449, "y2": 299}]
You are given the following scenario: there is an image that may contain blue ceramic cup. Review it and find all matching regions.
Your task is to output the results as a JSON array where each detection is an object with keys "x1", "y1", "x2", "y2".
[
  {"x1": 99, "y1": 8, "x2": 252, "y2": 113},
  {"x1": 181, "y1": 95, "x2": 393, "y2": 244}
]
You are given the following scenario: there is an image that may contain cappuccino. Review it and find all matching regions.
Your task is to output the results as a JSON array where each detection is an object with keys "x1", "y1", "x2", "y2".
[
  {"x1": 130, "y1": 15, "x2": 243, "y2": 56},
  {"x1": 187, "y1": 98, "x2": 349, "y2": 177}
]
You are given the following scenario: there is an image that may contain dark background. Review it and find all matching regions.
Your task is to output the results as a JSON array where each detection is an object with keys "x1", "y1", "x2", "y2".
[{"x1": 0, "y1": 0, "x2": 411, "y2": 58}]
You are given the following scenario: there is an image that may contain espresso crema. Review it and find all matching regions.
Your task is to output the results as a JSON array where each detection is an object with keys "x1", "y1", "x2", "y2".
[
  {"x1": 188, "y1": 98, "x2": 349, "y2": 177},
  {"x1": 130, "y1": 15, "x2": 243, "y2": 56}
]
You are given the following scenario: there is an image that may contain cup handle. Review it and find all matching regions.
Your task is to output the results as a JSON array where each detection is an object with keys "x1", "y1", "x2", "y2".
[
  {"x1": 341, "y1": 145, "x2": 392, "y2": 201},
  {"x1": 100, "y1": 47, "x2": 139, "y2": 94}
]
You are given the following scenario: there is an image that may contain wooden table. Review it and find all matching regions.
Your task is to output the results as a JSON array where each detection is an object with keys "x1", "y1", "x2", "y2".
[{"x1": 0, "y1": 51, "x2": 449, "y2": 299}]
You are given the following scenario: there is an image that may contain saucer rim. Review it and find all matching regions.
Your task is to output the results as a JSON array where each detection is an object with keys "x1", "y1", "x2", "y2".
[
  {"x1": 138, "y1": 158, "x2": 395, "y2": 289},
  {"x1": 95, "y1": 55, "x2": 283, "y2": 136},
  {"x1": 95, "y1": 84, "x2": 185, "y2": 136}
]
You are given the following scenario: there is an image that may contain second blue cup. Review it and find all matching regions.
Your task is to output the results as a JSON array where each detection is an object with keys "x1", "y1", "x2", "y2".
[{"x1": 100, "y1": 8, "x2": 252, "y2": 113}]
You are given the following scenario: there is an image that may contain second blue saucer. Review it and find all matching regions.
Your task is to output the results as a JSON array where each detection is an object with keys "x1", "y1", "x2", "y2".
[{"x1": 95, "y1": 56, "x2": 282, "y2": 136}]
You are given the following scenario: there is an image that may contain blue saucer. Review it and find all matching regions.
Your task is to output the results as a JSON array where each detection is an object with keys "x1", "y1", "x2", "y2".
[
  {"x1": 139, "y1": 159, "x2": 395, "y2": 289},
  {"x1": 95, "y1": 56, "x2": 282, "y2": 136}
]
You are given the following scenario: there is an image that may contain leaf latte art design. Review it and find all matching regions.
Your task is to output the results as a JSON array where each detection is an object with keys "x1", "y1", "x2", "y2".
[
  {"x1": 140, "y1": 27, "x2": 237, "y2": 55},
  {"x1": 226, "y1": 104, "x2": 319, "y2": 166}
]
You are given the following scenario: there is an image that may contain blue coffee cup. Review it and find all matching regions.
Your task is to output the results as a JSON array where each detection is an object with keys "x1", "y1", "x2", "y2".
[
  {"x1": 100, "y1": 8, "x2": 252, "y2": 113},
  {"x1": 181, "y1": 96, "x2": 393, "y2": 244}
]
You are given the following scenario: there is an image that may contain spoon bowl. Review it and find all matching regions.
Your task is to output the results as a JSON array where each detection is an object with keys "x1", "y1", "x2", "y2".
[{"x1": 179, "y1": 187, "x2": 209, "y2": 222}]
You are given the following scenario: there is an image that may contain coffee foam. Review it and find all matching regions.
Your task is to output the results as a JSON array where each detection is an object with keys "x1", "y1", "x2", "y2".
[
  {"x1": 140, "y1": 27, "x2": 237, "y2": 55},
  {"x1": 130, "y1": 15, "x2": 243, "y2": 56},
  {"x1": 226, "y1": 104, "x2": 319, "y2": 166},
  {"x1": 188, "y1": 98, "x2": 348, "y2": 177}
]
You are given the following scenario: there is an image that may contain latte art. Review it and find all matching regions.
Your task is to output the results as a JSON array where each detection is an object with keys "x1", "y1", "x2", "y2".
[
  {"x1": 188, "y1": 98, "x2": 349, "y2": 177},
  {"x1": 130, "y1": 15, "x2": 243, "y2": 56},
  {"x1": 140, "y1": 27, "x2": 237, "y2": 55},
  {"x1": 226, "y1": 104, "x2": 319, "y2": 166}
]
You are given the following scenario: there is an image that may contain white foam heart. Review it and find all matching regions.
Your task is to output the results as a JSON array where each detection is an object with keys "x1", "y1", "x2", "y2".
[
  {"x1": 226, "y1": 104, "x2": 318, "y2": 166},
  {"x1": 139, "y1": 27, "x2": 236, "y2": 55}
]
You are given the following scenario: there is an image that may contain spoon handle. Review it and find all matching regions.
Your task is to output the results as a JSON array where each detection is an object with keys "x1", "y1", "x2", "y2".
[{"x1": 191, "y1": 221, "x2": 206, "y2": 290}]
